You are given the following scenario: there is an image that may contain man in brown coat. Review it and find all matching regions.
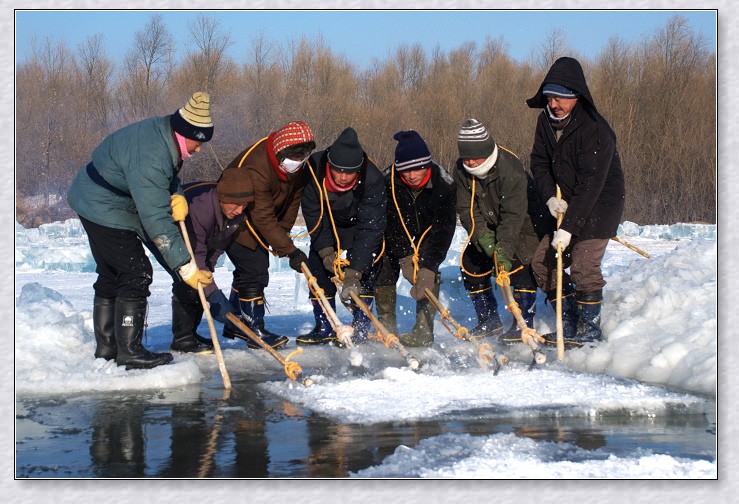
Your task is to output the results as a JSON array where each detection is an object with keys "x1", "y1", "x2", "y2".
[{"x1": 221, "y1": 121, "x2": 316, "y2": 348}]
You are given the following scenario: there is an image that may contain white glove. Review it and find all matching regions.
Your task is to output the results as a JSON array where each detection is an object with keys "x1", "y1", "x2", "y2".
[
  {"x1": 551, "y1": 229, "x2": 572, "y2": 251},
  {"x1": 546, "y1": 196, "x2": 568, "y2": 218}
]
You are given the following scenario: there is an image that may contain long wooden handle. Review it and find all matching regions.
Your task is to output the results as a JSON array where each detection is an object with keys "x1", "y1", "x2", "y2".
[
  {"x1": 348, "y1": 290, "x2": 419, "y2": 370},
  {"x1": 301, "y1": 262, "x2": 354, "y2": 347},
  {"x1": 611, "y1": 236, "x2": 651, "y2": 258},
  {"x1": 555, "y1": 186, "x2": 565, "y2": 361},
  {"x1": 179, "y1": 221, "x2": 231, "y2": 389},
  {"x1": 226, "y1": 313, "x2": 313, "y2": 387}
]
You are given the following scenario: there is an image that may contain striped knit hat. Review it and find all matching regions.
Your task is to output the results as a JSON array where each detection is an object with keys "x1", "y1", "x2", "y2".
[
  {"x1": 457, "y1": 119, "x2": 496, "y2": 159},
  {"x1": 542, "y1": 83, "x2": 578, "y2": 99},
  {"x1": 272, "y1": 121, "x2": 314, "y2": 154},
  {"x1": 170, "y1": 91, "x2": 214, "y2": 142},
  {"x1": 393, "y1": 130, "x2": 432, "y2": 172}
]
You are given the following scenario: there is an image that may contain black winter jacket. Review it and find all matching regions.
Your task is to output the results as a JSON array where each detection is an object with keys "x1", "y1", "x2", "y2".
[
  {"x1": 301, "y1": 150, "x2": 386, "y2": 276},
  {"x1": 382, "y1": 162, "x2": 456, "y2": 273},
  {"x1": 527, "y1": 56, "x2": 625, "y2": 239}
]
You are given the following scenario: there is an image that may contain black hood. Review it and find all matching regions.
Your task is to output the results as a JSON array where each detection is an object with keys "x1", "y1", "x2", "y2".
[{"x1": 526, "y1": 57, "x2": 596, "y2": 112}]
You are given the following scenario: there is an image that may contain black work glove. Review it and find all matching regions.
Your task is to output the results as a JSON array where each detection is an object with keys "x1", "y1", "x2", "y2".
[{"x1": 288, "y1": 248, "x2": 309, "y2": 273}]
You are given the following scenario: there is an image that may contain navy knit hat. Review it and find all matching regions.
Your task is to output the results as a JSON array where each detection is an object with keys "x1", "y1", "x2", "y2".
[
  {"x1": 542, "y1": 83, "x2": 578, "y2": 99},
  {"x1": 457, "y1": 119, "x2": 496, "y2": 159},
  {"x1": 393, "y1": 130, "x2": 432, "y2": 172},
  {"x1": 327, "y1": 128, "x2": 364, "y2": 172}
]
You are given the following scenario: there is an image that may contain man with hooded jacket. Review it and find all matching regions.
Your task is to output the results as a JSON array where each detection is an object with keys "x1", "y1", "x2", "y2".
[{"x1": 526, "y1": 56, "x2": 625, "y2": 345}]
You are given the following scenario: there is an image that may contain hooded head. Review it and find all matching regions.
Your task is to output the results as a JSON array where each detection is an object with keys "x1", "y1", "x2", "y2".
[
  {"x1": 170, "y1": 91, "x2": 214, "y2": 142},
  {"x1": 526, "y1": 57, "x2": 596, "y2": 111}
]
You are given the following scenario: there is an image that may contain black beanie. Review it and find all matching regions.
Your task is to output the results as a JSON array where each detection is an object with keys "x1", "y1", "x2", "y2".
[{"x1": 327, "y1": 128, "x2": 364, "y2": 172}]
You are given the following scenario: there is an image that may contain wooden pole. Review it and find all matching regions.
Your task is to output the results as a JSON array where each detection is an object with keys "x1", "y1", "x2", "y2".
[
  {"x1": 497, "y1": 278, "x2": 547, "y2": 366},
  {"x1": 611, "y1": 236, "x2": 651, "y2": 258},
  {"x1": 300, "y1": 262, "x2": 354, "y2": 347},
  {"x1": 424, "y1": 288, "x2": 508, "y2": 373},
  {"x1": 348, "y1": 290, "x2": 420, "y2": 370},
  {"x1": 226, "y1": 313, "x2": 313, "y2": 387},
  {"x1": 555, "y1": 186, "x2": 565, "y2": 361},
  {"x1": 179, "y1": 221, "x2": 231, "y2": 389}
]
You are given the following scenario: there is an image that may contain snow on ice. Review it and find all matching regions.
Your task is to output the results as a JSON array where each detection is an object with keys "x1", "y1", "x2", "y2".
[{"x1": 14, "y1": 219, "x2": 717, "y2": 478}]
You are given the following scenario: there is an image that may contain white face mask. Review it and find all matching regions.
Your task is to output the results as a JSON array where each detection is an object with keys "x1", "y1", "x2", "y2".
[{"x1": 280, "y1": 158, "x2": 305, "y2": 173}]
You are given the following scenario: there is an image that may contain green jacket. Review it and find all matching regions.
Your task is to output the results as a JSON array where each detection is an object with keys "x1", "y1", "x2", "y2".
[
  {"x1": 67, "y1": 115, "x2": 190, "y2": 271},
  {"x1": 453, "y1": 147, "x2": 540, "y2": 264}
]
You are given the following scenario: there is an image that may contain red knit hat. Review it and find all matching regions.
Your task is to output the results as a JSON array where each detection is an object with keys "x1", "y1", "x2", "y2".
[{"x1": 271, "y1": 121, "x2": 314, "y2": 154}]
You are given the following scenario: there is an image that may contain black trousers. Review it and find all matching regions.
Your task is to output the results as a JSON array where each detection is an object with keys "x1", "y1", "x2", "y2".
[
  {"x1": 80, "y1": 217, "x2": 155, "y2": 300},
  {"x1": 225, "y1": 241, "x2": 271, "y2": 295}
]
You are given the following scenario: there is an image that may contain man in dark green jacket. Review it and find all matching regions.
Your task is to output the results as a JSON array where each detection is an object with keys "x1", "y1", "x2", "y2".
[
  {"x1": 67, "y1": 92, "x2": 215, "y2": 369},
  {"x1": 453, "y1": 119, "x2": 542, "y2": 341}
]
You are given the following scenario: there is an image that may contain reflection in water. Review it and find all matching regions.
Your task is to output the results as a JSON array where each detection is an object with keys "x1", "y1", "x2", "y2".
[
  {"x1": 16, "y1": 383, "x2": 716, "y2": 478},
  {"x1": 89, "y1": 399, "x2": 146, "y2": 477}
]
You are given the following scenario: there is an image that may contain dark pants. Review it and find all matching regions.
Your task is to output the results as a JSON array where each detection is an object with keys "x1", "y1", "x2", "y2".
[
  {"x1": 460, "y1": 241, "x2": 537, "y2": 292},
  {"x1": 80, "y1": 217, "x2": 154, "y2": 300},
  {"x1": 225, "y1": 241, "x2": 271, "y2": 295},
  {"x1": 530, "y1": 235, "x2": 609, "y2": 293}
]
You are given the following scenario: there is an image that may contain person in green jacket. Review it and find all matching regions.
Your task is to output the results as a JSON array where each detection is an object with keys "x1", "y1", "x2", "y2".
[
  {"x1": 67, "y1": 92, "x2": 216, "y2": 370},
  {"x1": 453, "y1": 119, "x2": 543, "y2": 341}
]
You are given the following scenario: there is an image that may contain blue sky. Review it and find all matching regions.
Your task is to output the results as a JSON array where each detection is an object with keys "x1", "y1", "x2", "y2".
[{"x1": 15, "y1": 9, "x2": 716, "y2": 69}]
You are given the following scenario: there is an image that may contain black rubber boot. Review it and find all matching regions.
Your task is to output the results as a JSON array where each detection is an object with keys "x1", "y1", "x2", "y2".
[
  {"x1": 352, "y1": 295, "x2": 375, "y2": 342},
  {"x1": 223, "y1": 289, "x2": 289, "y2": 349},
  {"x1": 497, "y1": 289, "x2": 537, "y2": 345},
  {"x1": 170, "y1": 298, "x2": 213, "y2": 354},
  {"x1": 542, "y1": 291, "x2": 578, "y2": 347},
  {"x1": 115, "y1": 298, "x2": 173, "y2": 370},
  {"x1": 399, "y1": 283, "x2": 439, "y2": 347},
  {"x1": 468, "y1": 287, "x2": 503, "y2": 339},
  {"x1": 374, "y1": 284, "x2": 398, "y2": 336},
  {"x1": 93, "y1": 296, "x2": 117, "y2": 360},
  {"x1": 296, "y1": 297, "x2": 338, "y2": 346},
  {"x1": 575, "y1": 290, "x2": 603, "y2": 342}
]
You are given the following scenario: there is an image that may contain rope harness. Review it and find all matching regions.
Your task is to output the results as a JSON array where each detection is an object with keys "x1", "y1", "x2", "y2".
[
  {"x1": 459, "y1": 176, "x2": 493, "y2": 278},
  {"x1": 390, "y1": 165, "x2": 432, "y2": 284}
]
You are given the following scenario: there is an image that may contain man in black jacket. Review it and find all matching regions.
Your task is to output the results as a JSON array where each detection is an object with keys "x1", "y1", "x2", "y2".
[
  {"x1": 526, "y1": 56, "x2": 625, "y2": 345},
  {"x1": 375, "y1": 130, "x2": 456, "y2": 347},
  {"x1": 297, "y1": 127, "x2": 386, "y2": 345}
]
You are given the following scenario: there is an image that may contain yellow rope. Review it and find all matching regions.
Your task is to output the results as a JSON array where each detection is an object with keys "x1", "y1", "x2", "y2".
[
  {"x1": 370, "y1": 330, "x2": 400, "y2": 349},
  {"x1": 390, "y1": 166, "x2": 433, "y2": 283},
  {"x1": 284, "y1": 348, "x2": 304, "y2": 381},
  {"x1": 477, "y1": 341, "x2": 494, "y2": 363},
  {"x1": 292, "y1": 159, "x2": 324, "y2": 240},
  {"x1": 459, "y1": 176, "x2": 493, "y2": 278}
]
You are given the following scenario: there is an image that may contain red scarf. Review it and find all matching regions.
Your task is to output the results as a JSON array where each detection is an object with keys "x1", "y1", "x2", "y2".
[
  {"x1": 324, "y1": 163, "x2": 358, "y2": 193},
  {"x1": 399, "y1": 168, "x2": 431, "y2": 189}
]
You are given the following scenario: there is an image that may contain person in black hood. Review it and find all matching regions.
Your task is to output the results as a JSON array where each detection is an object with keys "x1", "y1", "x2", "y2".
[{"x1": 526, "y1": 56, "x2": 625, "y2": 346}]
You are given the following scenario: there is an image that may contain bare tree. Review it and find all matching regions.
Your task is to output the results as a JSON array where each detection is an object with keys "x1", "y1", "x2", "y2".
[
  {"x1": 75, "y1": 34, "x2": 114, "y2": 132},
  {"x1": 118, "y1": 14, "x2": 174, "y2": 122}
]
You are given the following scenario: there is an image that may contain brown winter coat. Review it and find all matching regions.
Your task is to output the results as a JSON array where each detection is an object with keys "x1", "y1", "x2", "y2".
[{"x1": 224, "y1": 136, "x2": 304, "y2": 257}]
